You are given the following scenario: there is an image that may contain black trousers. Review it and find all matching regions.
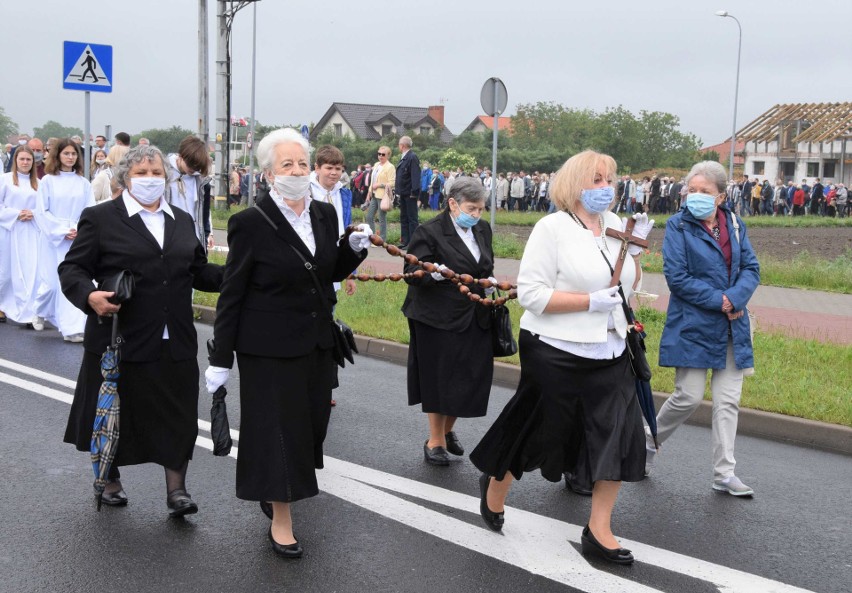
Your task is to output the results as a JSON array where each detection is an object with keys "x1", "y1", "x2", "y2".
[{"x1": 398, "y1": 196, "x2": 420, "y2": 245}]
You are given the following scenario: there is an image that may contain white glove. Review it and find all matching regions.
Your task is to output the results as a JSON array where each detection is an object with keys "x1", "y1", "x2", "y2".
[
  {"x1": 485, "y1": 276, "x2": 498, "y2": 296},
  {"x1": 588, "y1": 286, "x2": 621, "y2": 313},
  {"x1": 348, "y1": 223, "x2": 373, "y2": 252},
  {"x1": 623, "y1": 213, "x2": 655, "y2": 256},
  {"x1": 205, "y1": 366, "x2": 230, "y2": 394},
  {"x1": 430, "y1": 264, "x2": 449, "y2": 281}
]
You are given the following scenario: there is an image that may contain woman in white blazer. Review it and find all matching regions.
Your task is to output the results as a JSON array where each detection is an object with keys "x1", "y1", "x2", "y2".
[{"x1": 470, "y1": 150, "x2": 654, "y2": 565}]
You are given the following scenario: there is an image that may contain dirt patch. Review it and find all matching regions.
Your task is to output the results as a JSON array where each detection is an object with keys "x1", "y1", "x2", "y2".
[{"x1": 501, "y1": 224, "x2": 852, "y2": 261}]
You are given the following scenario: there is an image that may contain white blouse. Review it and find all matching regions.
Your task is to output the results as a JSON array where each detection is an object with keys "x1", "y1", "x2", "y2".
[
  {"x1": 270, "y1": 187, "x2": 316, "y2": 255},
  {"x1": 517, "y1": 210, "x2": 638, "y2": 355}
]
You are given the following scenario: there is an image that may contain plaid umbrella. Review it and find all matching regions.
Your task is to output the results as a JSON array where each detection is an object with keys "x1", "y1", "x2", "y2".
[{"x1": 91, "y1": 316, "x2": 122, "y2": 511}]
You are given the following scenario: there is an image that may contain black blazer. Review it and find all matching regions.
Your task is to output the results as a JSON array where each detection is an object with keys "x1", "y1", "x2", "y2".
[
  {"x1": 209, "y1": 192, "x2": 366, "y2": 368},
  {"x1": 395, "y1": 150, "x2": 421, "y2": 199},
  {"x1": 402, "y1": 210, "x2": 494, "y2": 333},
  {"x1": 58, "y1": 197, "x2": 223, "y2": 362}
]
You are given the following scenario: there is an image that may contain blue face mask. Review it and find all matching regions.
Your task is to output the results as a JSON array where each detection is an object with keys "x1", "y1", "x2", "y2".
[
  {"x1": 454, "y1": 210, "x2": 479, "y2": 229},
  {"x1": 685, "y1": 193, "x2": 718, "y2": 220},
  {"x1": 580, "y1": 186, "x2": 615, "y2": 213}
]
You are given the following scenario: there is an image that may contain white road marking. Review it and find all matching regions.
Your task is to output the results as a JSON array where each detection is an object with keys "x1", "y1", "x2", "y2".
[{"x1": 1, "y1": 357, "x2": 816, "y2": 593}]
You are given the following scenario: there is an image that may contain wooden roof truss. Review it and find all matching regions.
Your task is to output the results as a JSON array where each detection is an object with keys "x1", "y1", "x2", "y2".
[{"x1": 736, "y1": 102, "x2": 852, "y2": 144}]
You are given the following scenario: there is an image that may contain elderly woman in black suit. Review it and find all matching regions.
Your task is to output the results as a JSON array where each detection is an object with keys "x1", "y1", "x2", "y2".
[
  {"x1": 205, "y1": 128, "x2": 369, "y2": 559},
  {"x1": 402, "y1": 176, "x2": 495, "y2": 465},
  {"x1": 59, "y1": 145, "x2": 223, "y2": 517}
]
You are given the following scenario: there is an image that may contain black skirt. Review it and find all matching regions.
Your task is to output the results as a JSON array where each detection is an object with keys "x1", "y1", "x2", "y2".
[
  {"x1": 63, "y1": 341, "x2": 199, "y2": 471},
  {"x1": 235, "y1": 347, "x2": 335, "y2": 503},
  {"x1": 470, "y1": 330, "x2": 645, "y2": 490},
  {"x1": 407, "y1": 318, "x2": 493, "y2": 418}
]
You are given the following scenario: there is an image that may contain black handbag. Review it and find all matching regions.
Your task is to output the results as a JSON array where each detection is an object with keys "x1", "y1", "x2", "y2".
[
  {"x1": 491, "y1": 294, "x2": 517, "y2": 357},
  {"x1": 100, "y1": 269, "x2": 135, "y2": 304}
]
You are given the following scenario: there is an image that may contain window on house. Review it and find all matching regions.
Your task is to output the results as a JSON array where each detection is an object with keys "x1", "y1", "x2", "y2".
[
  {"x1": 807, "y1": 162, "x2": 819, "y2": 177},
  {"x1": 823, "y1": 161, "x2": 836, "y2": 178},
  {"x1": 333, "y1": 123, "x2": 342, "y2": 137},
  {"x1": 420, "y1": 126, "x2": 431, "y2": 135},
  {"x1": 381, "y1": 124, "x2": 393, "y2": 137},
  {"x1": 752, "y1": 161, "x2": 765, "y2": 175}
]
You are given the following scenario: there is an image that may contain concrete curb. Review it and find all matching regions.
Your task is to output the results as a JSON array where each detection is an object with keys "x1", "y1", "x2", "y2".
[{"x1": 193, "y1": 305, "x2": 852, "y2": 457}]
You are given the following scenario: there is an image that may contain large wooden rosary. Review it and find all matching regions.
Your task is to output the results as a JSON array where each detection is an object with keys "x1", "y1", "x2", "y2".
[{"x1": 347, "y1": 232, "x2": 518, "y2": 308}]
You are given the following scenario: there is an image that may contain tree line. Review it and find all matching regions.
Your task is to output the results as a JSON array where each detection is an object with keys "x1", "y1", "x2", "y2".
[{"x1": 3, "y1": 101, "x2": 707, "y2": 173}]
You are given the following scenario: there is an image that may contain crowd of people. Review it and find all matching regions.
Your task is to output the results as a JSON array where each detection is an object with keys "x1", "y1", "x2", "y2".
[
  {"x1": 0, "y1": 127, "x2": 762, "y2": 567},
  {"x1": 726, "y1": 175, "x2": 849, "y2": 218}
]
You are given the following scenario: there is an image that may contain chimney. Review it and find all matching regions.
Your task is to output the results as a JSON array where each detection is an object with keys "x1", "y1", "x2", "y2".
[{"x1": 428, "y1": 105, "x2": 445, "y2": 127}]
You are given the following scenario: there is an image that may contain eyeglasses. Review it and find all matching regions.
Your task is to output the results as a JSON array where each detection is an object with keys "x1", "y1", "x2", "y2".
[{"x1": 377, "y1": 152, "x2": 387, "y2": 157}]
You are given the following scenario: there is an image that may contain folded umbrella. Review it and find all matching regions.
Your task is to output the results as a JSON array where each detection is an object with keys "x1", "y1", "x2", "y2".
[
  {"x1": 207, "y1": 339, "x2": 232, "y2": 456},
  {"x1": 210, "y1": 385, "x2": 233, "y2": 456},
  {"x1": 629, "y1": 316, "x2": 659, "y2": 449},
  {"x1": 91, "y1": 270, "x2": 134, "y2": 510},
  {"x1": 91, "y1": 316, "x2": 122, "y2": 511}
]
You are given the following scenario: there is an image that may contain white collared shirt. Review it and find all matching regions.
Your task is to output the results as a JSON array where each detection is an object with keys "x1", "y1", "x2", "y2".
[
  {"x1": 122, "y1": 189, "x2": 174, "y2": 339},
  {"x1": 269, "y1": 187, "x2": 315, "y2": 255},
  {"x1": 451, "y1": 215, "x2": 481, "y2": 262},
  {"x1": 309, "y1": 174, "x2": 343, "y2": 237}
]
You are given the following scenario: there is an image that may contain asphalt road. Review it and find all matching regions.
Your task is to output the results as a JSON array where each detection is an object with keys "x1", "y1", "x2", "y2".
[{"x1": 1, "y1": 321, "x2": 850, "y2": 593}]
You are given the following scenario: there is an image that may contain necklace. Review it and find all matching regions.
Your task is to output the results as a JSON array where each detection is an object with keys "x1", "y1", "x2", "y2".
[{"x1": 568, "y1": 210, "x2": 610, "y2": 254}]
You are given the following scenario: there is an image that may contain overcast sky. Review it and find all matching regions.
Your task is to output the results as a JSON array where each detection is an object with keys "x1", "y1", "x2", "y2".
[{"x1": 2, "y1": 0, "x2": 850, "y2": 148}]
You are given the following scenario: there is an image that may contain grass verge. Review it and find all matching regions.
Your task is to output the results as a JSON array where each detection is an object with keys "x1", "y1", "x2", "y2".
[{"x1": 194, "y1": 279, "x2": 851, "y2": 427}]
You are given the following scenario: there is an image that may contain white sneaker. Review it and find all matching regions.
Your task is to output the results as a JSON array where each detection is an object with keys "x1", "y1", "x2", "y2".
[
  {"x1": 32, "y1": 316, "x2": 45, "y2": 331},
  {"x1": 644, "y1": 445, "x2": 657, "y2": 476},
  {"x1": 712, "y1": 475, "x2": 754, "y2": 497},
  {"x1": 63, "y1": 333, "x2": 84, "y2": 343}
]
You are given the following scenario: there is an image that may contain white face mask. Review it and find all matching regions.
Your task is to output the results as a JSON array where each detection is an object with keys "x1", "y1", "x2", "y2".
[
  {"x1": 95, "y1": 158, "x2": 106, "y2": 165},
  {"x1": 273, "y1": 174, "x2": 310, "y2": 201},
  {"x1": 128, "y1": 177, "x2": 165, "y2": 205}
]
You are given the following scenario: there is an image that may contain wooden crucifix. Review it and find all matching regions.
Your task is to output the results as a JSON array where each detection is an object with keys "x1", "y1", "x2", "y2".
[{"x1": 604, "y1": 217, "x2": 648, "y2": 288}]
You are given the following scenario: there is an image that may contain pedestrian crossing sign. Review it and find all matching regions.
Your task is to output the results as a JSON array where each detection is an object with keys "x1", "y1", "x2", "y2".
[{"x1": 63, "y1": 41, "x2": 112, "y2": 93}]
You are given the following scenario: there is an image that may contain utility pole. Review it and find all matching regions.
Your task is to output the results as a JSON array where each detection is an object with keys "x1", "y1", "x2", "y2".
[
  {"x1": 198, "y1": 0, "x2": 209, "y2": 147},
  {"x1": 215, "y1": 0, "x2": 229, "y2": 198}
]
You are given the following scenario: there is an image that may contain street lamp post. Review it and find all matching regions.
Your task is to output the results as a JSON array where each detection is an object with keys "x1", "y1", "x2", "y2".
[{"x1": 716, "y1": 10, "x2": 742, "y2": 180}]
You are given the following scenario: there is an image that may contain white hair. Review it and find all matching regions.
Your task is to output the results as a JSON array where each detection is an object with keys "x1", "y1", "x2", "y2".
[
  {"x1": 256, "y1": 128, "x2": 311, "y2": 172},
  {"x1": 685, "y1": 161, "x2": 728, "y2": 194}
]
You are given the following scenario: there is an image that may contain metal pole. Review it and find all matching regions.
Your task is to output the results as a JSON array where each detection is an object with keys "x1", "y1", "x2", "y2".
[
  {"x1": 725, "y1": 15, "x2": 742, "y2": 181},
  {"x1": 215, "y1": 0, "x2": 229, "y2": 198},
  {"x1": 247, "y1": 0, "x2": 258, "y2": 206},
  {"x1": 84, "y1": 92, "x2": 91, "y2": 179},
  {"x1": 490, "y1": 81, "x2": 498, "y2": 230},
  {"x1": 198, "y1": 0, "x2": 209, "y2": 146}
]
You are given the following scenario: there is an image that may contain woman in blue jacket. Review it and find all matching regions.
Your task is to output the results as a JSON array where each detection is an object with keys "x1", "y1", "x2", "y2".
[{"x1": 647, "y1": 160, "x2": 760, "y2": 497}]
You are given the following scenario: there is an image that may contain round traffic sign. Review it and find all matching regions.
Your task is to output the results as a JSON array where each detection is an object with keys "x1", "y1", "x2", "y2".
[{"x1": 480, "y1": 77, "x2": 508, "y2": 117}]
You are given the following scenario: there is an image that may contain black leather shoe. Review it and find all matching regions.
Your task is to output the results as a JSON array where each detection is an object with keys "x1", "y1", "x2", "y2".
[
  {"x1": 423, "y1": 441, "x2": 449, "y2": 466},
  {"x1": 478, "y1": 473, "x2": 504, "y2": 533},
  {"x1": 580, "y1": 525, "x2": 633, "y2": 564},
  {"x1": 166, "y1": 489, "x2": 198, "y2": 518},
  {"x1": 445, "y1": 431, "x2": 464, "y2": 456},
  {"x1": 564, "y1": 472, "x2": 592, "y2": 496},
  {"x1": 96, "y1": 486, "x2": 128, "y2": 507},
  {"x1": 260, "y1": 500, "x2": 273, "y2": 520},
  {"x1": 268, "y1": 527, "x2": 303, "y2": 559}
]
